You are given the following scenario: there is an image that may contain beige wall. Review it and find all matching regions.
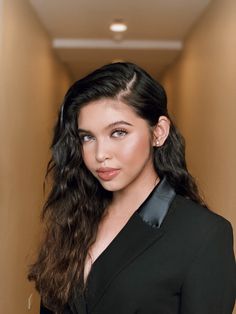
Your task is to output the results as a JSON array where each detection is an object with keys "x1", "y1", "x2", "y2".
[
  {"x1": 162, "y1": 1, "x2": 236, "y2": 311},
  {"x1": 162, "y1": 0, "x2": 236, "y2": 228},
  {"x1": 0, "y1": 0, "x2": 72, "y2": 313}
]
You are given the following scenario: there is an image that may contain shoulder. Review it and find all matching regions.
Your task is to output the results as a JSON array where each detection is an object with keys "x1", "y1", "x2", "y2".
[
  {"x1": 168, "y1": 195, "x2": 234, "y2": 245},
  {"x1": 170, "y1": 194, "x2": 232, "y2": 227},
  {"x1": 173, "y1": 199, "x2": 236, "y2": 313}
]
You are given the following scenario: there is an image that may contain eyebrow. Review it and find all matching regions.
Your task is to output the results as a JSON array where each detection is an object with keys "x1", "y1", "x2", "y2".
[{"x1": 78, "y1": 120, "x2": 133, "y2": 133}]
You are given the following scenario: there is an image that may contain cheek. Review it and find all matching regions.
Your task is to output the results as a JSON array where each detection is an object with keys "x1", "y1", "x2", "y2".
[{"x1": 119, "y1": 134, "x2": 151, "y2": 162}]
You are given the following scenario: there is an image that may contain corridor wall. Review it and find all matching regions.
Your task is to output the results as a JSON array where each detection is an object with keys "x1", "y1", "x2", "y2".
[
  {"x1": 162, "y1": 2, "x2": 236, "y2": 307},
  {"x1": 0, "y1": 0, "x2": 72, "y2": 313}
]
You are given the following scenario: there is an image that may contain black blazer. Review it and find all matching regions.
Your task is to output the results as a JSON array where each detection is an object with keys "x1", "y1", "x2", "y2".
[{"x1": 41, "y1": 178, "x2": 236, "y2": 314}]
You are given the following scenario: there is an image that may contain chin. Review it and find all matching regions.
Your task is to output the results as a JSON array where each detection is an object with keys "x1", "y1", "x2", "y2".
[
  {"x1": 100, "y1": 184, "x2": 121, "y2": 192},
  {"x1": 99, "y1": 180, "x2": 126, "y2": 192}
]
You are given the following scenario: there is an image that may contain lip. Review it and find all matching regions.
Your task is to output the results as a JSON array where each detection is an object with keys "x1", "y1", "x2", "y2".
[{"x1": 96, "y1": 167, "x2": 120, "y2": 181}]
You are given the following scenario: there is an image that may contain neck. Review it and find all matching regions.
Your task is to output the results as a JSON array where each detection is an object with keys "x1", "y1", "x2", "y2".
[{"x1": 108, "y1": 170, "x2": 159, "y2": 218}]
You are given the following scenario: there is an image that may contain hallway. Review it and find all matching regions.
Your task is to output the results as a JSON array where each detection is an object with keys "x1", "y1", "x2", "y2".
[{"x1": 0, "y1": 0, "x2": 235, "y2": 313}]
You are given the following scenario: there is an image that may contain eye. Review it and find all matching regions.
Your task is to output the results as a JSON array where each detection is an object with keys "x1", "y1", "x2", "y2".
[
  {"x1": 79, "y1": 134, "x2": 94, "y2": 143},
  {"x1": 111, "y1": 129, "x2": 128, "y2": 138}
]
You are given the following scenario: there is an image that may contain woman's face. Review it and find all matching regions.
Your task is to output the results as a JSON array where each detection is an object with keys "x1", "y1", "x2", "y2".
[{"x1": 78, "y1": 98, "x2": 157, "y2": 193}]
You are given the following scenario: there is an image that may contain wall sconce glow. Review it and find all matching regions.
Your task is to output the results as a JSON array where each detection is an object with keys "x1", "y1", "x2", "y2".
[{"x1": 110, "y1": 21, "x2": 127, "y2": 32}]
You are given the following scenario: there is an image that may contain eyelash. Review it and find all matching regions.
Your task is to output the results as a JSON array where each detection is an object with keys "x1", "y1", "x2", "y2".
[
  {"x1": 111, "y1": 128, "x2": 128, "y2": 137},
  {"x1": 79, "y1": 128, "x2": 128, "y2": 143},
  {"x1": 80, "y1": 134, "x2": 94, "y2": 143}
]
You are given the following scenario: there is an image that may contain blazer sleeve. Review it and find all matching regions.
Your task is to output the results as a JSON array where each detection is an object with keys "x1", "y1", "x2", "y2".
[
  {"x1": 40, "y1": 302, "x2": 53, "y2": 314},
  {"x1": 40, "y1": 302, "x2": 72, "y2": 314},
  {"x1": 180, "y1": 218, "x2": 236, "y2": 314}
]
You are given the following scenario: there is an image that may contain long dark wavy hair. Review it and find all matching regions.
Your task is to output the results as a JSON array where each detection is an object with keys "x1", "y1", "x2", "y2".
[{"x1": 28, "y1": 62, "x2": 205, "y2": 312}]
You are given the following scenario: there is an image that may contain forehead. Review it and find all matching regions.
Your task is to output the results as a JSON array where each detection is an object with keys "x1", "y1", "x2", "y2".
[{"x1": 78, "y1": 98, "x2": 140, "y2": 128}]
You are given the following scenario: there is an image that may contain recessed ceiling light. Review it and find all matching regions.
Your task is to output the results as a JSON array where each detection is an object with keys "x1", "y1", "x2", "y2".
[
  {"x1": 110, "y1": 21, "x2": 127, "y2": 32},
  {"x1": 112, "y1": 59, "x2": 124, "y2": 63}
]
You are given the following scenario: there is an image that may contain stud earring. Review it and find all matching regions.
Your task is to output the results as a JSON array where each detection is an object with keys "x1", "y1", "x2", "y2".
[{"x1": 155, "y1": 139, "x2": 160, "y2": 146}]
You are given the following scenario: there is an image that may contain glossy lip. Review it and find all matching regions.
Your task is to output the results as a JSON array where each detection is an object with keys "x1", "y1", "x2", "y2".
[{"x1": 96, "y1": 167, "x2": 120, "y2": 181}]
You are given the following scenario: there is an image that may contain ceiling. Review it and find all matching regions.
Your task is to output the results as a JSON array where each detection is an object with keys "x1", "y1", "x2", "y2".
[{"x1": 29, "y1": 0, "x2": 211, "y2": 80}]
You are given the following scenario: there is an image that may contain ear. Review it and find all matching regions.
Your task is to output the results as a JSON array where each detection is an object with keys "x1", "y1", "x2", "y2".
[{"x1": 152, "y1": 116, "x2": 170, "y2": 147}]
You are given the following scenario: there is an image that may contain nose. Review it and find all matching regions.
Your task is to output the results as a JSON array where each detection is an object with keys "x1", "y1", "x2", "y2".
[{"x1": 95, "y1": 139, "x2": 111, "y2": 162}]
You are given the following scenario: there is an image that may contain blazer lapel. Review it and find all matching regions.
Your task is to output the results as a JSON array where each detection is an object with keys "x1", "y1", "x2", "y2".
[
  {"x1": 69, "y1": 292, "x2": 87, "y2": 314},
  {"x1": 73, "y1": 177, "x2": 176, "y2": 313}
]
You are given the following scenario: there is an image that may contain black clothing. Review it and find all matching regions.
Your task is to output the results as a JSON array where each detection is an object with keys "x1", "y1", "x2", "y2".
[{"x1": 41, "y1": 178, "x2": 236, "y2": 313}]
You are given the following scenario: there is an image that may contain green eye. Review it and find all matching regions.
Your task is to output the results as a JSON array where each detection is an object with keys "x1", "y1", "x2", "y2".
[
  {"x1": 80, "y1": 134, "x2": 94, "y2": 142},
  {"x1": 112, "y1": 129, "x2": 128, "y2": 137}
]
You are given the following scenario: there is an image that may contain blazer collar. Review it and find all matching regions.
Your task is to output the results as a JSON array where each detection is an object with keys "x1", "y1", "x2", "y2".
[
  {"x1": 71, "y1": 176, "x2": 176, "y2": 313},
  {"x1": 137, "y1": 176, "x2": 176, "y2": 228}
]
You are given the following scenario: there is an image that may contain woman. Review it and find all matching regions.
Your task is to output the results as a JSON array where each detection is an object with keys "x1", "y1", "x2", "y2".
[{"x1": 28, "y1": 62, "x2": 236, "y2": 314}]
